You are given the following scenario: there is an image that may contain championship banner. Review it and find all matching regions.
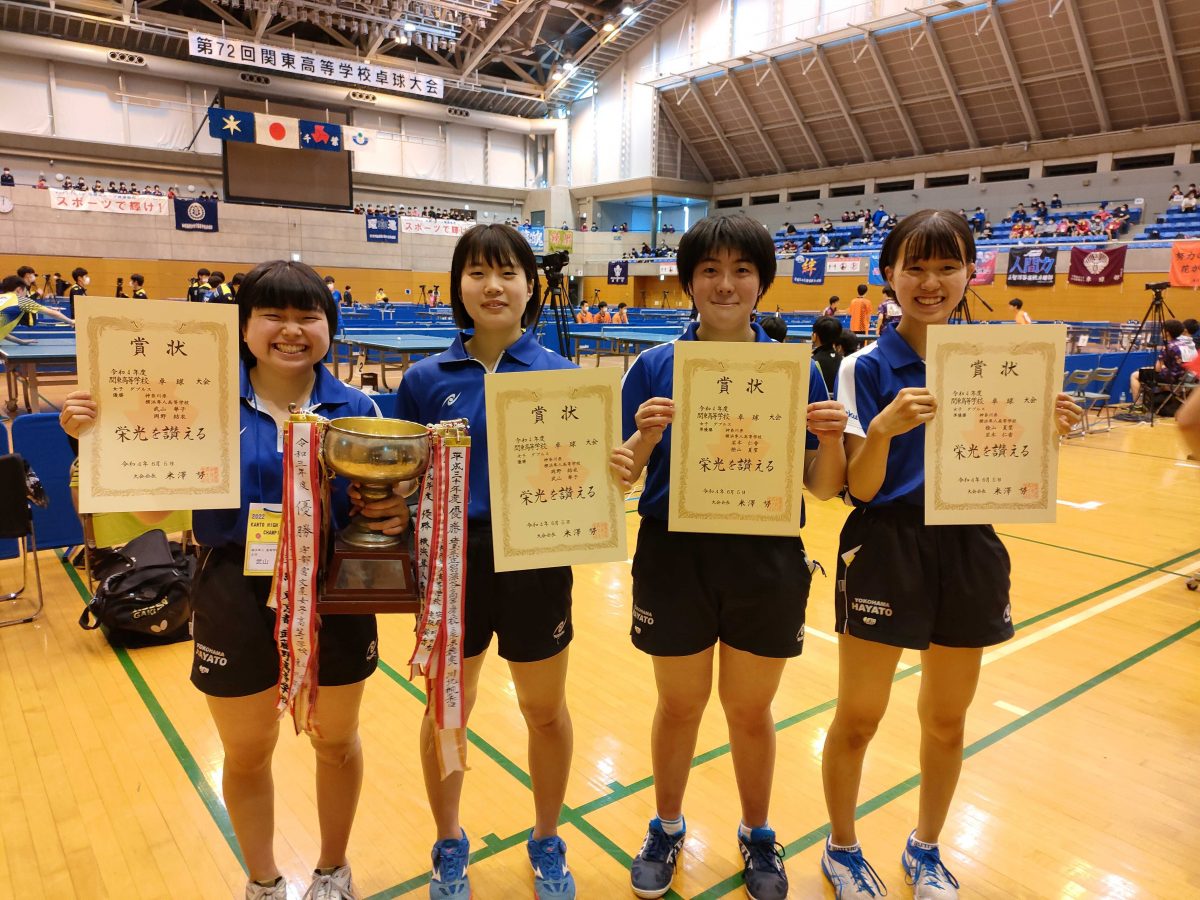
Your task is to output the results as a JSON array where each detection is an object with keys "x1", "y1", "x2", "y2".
[
  {"x1": 826, "y1": 256, "x2": 864, "y2": 275},
  {"x1": 607, "y1": 261, "x2": 629, "y2": 285},
  {"x1": 400, "y1": 216, "x2": 476, "y2": 237},
  {"x1": 49, "y1": 188, "x2": 169, "y2": 216},
  {"x1": 791, "y1": 253, "x2": 826, "y2": 285},
  {"x1": 517, "y1": 225, "x2": 545, "y2": 252},
  {"x1": 1007, "y1": 247, "x2": 1057, "y2": 286},
  {"x1": 1169, "y1": 240, "x2": 1200, "y2": 287},
  {"x1": 971, "y1": 250, "x2": 997, "y2": 285},
  {"x1": 545, "y1": 228, "x2": 574, "y2": 253},
  {"x1": 366, "y1": 214, "x2": 399, "y2": 243},
  {"x1": 174, "y1": 197, "x2": 219, "y2": 233},
  {"x1": 188, "y1": 31, "x2": 443, "y2": 99},
  {"x1": 1068, "y1": 245, "x2": 1127, "y2": 286},
  {"x1": 868, "y1": 253, "x2": 886, "y2": 286}
]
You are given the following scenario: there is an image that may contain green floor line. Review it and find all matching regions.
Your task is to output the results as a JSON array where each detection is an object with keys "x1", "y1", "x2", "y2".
[
  {"x1": 689, "y1": 616, "x2": 1200, "y2": 899},
  {"x1": 58, "y1": 553, "x2": 246, "y2": 872}
]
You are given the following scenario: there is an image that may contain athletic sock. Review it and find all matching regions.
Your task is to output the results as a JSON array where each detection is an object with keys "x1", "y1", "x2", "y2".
[
  {"x1": 658, "y1": 815, "x2": 684, "y2": 836},
  {"x1": 253, "y1": 877, "x2": 283, "y2": 888},
  {"x1": 827, "y1": 839, "x2": 860, "y2": 854},
  {"x1": 909, "y1": 834, "x2": 938, "y2": 852}
]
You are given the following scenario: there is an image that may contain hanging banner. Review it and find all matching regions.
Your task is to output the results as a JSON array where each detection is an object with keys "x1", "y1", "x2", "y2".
[
  {"x1": 545, "y1": 228, "x2": 574, "y2": 253},
  {"x1": 971, "y1": 250, "x2": 998, "y2": 285},
  {"x1": 826, "y1": 256, "x2": 864, "y2": 275},
  {"x1": 1068, "y1": 246, "x2": 1127, "y2": 286},
  {"x1": 174, "y1": 197, "x2": 219, "y2": 233},
  {"x1": 345, "y1": 126, "x2": 377, "y2": 152},
  {"x1": 1169, "y1": 240, "x2": 1200, "y2": 287},
  {"x1": 299, "y1": 120, "x2": 343, "y2": 151},
  {"x1": 659, "y1": 262, "x2": 678, "y2": 276},
  {"x1": 791, "y1": 254, "x2": 826, "y2": 285},
  {"x1": 868, "y1": 253, "x2": 886, "y2": 286},
  {"x1": 607, "y1": 261, "x2": 629, "y2": 285},
  {"x1": 49, "y1": 189, "x2": 169, "y2": 216},
  {"x1": 517, "y1": 225, "x2": 545, "y2": 252},
  {"x1": 366, "y1": 214, "x2": 399, "y2": 243},
  {"x1": 207, "y1": 107, "x2": 256, "y2": 143},
  {"x1": 400, "y1": 216, "x2": 476, "y2": 237},
  {"x1": 188, "y1": 31, "x2": 443, "y2": 99},
  {"x1": 1006, "y1": 247, "x2": 1057, "y2": 286},
  {"x1": 254, "y1": 113, "x2": 300, "y2": 149}
]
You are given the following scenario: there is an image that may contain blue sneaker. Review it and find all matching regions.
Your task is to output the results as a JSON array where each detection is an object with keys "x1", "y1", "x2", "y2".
[
  {"x1": 429, "y1": 831, "x2": 470, "y2": 899},
  {"x1": 527, "y1": 832, "x2": 576, "y2": 899},
  {"x1": 737, "y1": 826, "x2": 788, "y2": 900},
  {"x1": 630, "y1": 817, "x2": 685, "y2": 899},
  {"x1": 821, "y1": 841, "x2": 887, "y2": 899},
  {"x1": 902, "y1": 833, "x2": 959, "y2": 900}
]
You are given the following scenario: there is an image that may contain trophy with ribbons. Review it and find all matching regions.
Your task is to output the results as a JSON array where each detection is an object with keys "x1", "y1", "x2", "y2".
[{"x1": 272, "y1": 410, "x2": 471, "y2": 769}]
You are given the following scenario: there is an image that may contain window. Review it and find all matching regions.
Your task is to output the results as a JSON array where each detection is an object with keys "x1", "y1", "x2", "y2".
[
  {"x1": 830, "y1": 184, "x2": 866, "y2": 197},
  {"x1": 750, "y1": 193, "x2": 780, "y2": 206},
  {"x1": 787, "y1": 189, "x2": 820, "y2": 201},
  {"x1": 980, "y1": 167, "x2": 1030, "y2": 183},
  {"x1": 1043, "y1": 160, "x2": 1098, "y2": 177},
  {"x1": 715, "y1": 197, "x2": 744, "y2": 208},
  {"x1": 925, "y1": 173, "x2": 970, "y2": 187},
  {"x1": 1112, "y1": 153, "x2": 1174, "y2": 171},
  {"x1": 877, "y1": 179, "x2": 915, "y2": 193}
]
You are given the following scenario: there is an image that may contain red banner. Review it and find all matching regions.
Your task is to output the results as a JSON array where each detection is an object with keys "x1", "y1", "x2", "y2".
[
  {"x1": 1171, "y1": 240, "x2": 1200, "y2": 288},
  {"x1": 1068, "y1": 245, "x2": 1127, "y2": 286},
  {"x1": 971, "y1": 250, "x2": 997, "y2": 285}
]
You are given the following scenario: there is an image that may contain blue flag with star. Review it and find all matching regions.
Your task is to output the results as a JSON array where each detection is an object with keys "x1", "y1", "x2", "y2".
[
  {"x1": 299, "y1": 120, "x2": 343, "y2": 152},
  {"x1": 207, "y1": 108, "x2": 255, "y2": 143}
]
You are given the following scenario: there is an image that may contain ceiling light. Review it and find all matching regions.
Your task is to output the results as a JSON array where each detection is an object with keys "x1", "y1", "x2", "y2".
[
  {"x1": 550, "y1": 69, "x2": 564, "y2": 80},
  {"x1": 622, "y1": 5, "x2": 635, "y2": 15},
  {"x1": 602, "y1": 22, "x2": 615, "y2": 32},
  {"x1": 399, "y1": 34, "x2": 409, "y2": 43},
  {"x1": 403, "y1": 21, "x2": 415, "y2": 31},
  {"x1": 563, "y1": 61, "x2": 576, "y2": 72}
]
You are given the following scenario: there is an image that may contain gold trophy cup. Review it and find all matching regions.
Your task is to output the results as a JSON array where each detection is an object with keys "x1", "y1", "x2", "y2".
[{"x1": 319, "y1": 416, "x2": 430, "y2": 614}]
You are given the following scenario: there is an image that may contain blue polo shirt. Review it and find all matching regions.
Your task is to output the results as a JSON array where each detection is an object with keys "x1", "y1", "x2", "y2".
[
  {"x1": 622, "y1": 321, "x2": 826, "y2": 523},
  {"x1": 193, "y1": 363, "x2": 381, "y2": 548},
  {"x1": 393, "y1": 328, "x2": 576, "y2": 522},
  {"x1": 837, "y1": 324, "x2": 925, "y2": 507}
]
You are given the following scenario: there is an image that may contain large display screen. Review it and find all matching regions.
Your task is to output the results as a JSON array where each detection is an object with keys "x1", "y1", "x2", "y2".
[{"x1": 221, "y1": 94, "x2": 352, "y2": 210}]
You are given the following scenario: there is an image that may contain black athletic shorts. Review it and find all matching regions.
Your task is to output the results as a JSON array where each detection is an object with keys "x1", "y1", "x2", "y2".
[
  {"x1": 190, "y1": 547, "x2": 379, "y2": 697},
  {"x1": 463, "y1": 523, "x2": 573, "y2": 663},
  {"x1": 630, "y1": 517, "x2": 812, "y2": 658},
  {"x1": 835, "y1": 504, "x2": 1013, "y2": 650}
]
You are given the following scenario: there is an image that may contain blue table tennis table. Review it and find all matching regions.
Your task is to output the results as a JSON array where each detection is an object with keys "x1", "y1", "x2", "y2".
[
  {"x1": 332, "y1": 332, "x2": 453, "y2": 388},
  {"x1": 1, "y1": 338, "x2": 78, "y2": 415}
]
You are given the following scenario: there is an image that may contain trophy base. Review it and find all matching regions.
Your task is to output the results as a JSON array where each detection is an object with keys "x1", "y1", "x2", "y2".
[{"x1": 318, "y1": 538, "x2": 419, "y2": 615}]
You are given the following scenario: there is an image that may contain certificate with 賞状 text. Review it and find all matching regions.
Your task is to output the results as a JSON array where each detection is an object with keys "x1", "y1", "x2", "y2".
[
  {"x1": 669, "y1": 340, "x2": 811, "y2": 536},
  {"x1": 76, "y1": 297, "x2": 240, "y2": 513},
  {"x1": 925, "y1": 323, "x2": 1066, "y2": 524},
  {"x1": 485, "y1": 366, "x2": 626, "y2": 571}
]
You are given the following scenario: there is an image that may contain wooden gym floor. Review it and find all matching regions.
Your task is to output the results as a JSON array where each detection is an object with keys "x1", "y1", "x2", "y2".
[{"x1": 1, "y1": 366, "x2": 1198, "y2": 899}]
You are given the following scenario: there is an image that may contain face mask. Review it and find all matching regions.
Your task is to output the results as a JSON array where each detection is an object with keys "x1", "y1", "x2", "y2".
[{"x1": 83, "y1": 276, "x2": 91, "y2": 286}]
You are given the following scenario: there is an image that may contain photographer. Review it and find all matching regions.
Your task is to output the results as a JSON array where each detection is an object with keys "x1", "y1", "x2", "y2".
[{"x1": 1129, "y1": 319, "x2": 1194, "y2": 414}]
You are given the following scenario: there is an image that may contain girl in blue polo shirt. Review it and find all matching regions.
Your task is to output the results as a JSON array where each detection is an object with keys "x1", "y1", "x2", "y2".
[
  {"x1": 820, "y1": 211, "x2": 1081, "y2": 900},
  {"x1": 61, "y1": 260, "x2": 408, "y2": 900},
  {"x1": 394, "y1": 224, "x2": 579, "y2": 900},
  {"x1": 610, "y1": 215, "x2": 848, "y2": 900}
]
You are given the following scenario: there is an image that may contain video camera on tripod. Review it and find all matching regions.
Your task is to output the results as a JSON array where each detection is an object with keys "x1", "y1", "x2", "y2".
[{"x1": 535, "y1": 251, "x2": 572, "y2": 355}]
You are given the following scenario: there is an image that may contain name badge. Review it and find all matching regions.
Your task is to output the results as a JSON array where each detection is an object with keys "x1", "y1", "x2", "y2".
[{"x1": 244, "y1": 503, "x2": 283, "y2": 577}]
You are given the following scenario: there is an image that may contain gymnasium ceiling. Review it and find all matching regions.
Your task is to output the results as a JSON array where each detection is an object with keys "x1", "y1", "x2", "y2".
[
  {"x1": 0, "y1": 0, "x2": 686, "y2": 118},
  {"x1": 656, "y1": 0, "x2": 1200, "y2": 183}
]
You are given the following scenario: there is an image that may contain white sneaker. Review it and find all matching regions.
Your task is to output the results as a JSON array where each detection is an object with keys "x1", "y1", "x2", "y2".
[
  {"x1": 245, "y1": 877, "x2": 288, "y2": 900},
  {"x1": 902, "y1": 834, "x2": 959, "y2": 900},
  {"x1": 302, "y1": 864, "x2": 357, "y2": 900},
  {"x1": 820, "y1": 842, "x2": 887, "y2": 899}
]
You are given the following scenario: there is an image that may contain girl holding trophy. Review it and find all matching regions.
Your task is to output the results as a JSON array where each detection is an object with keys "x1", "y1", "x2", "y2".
[{"x1": 61, "y1": 260, "x2": 408, "y2": 900}]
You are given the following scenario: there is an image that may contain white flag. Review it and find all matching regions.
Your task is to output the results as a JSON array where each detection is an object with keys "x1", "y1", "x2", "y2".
[
  {"x1": 254, "y1": 113, "x2": 300, "y2": 149},
  {"x1": 345, "y1": 127, "x2": 377, "y2": 152}
]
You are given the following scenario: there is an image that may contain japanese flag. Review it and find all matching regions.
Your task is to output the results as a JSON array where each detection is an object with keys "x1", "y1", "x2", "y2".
[
  {"x1": 254, "y1": 113, "x2": 300, "y2": 149},
  {"x1": 346, "y1": 127, "x2": 377, "y2": 152}
]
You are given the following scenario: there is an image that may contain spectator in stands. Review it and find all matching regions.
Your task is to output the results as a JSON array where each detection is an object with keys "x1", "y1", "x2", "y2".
[
  {"x1": 1034, "y1": 202, "x2": 1049, "y2": 221},
  {"x1": 784, "y1": 222, "x2": 797, "y2": 234},
  {"x1": 620, "y1": 222, "x2": 629, "y2": 232},
  {"x1": 872, "y1": 205, "x2": 889, "y2": 229},
  {"x1": 811, "y1": 213, "x2": 821, "y2": 225},
  {"x1": 613, "y1": 302, "x2": 629, "y2": 325},
  {"x1": 130, "y1": 274, "x2": 148, "y2": 299},
  {"x1": 817, "y1": 232, "x2": 831, "y2": 248},
  {"x1": 594, "y1": 301, "x2": 612, "y2": 324},
  {"x1": 969, "y1": 208, "x2": 985, "y2": 233},
  {"x1": 759, "y1": 315, "x2": 787, "y2": 342},
  {"x1": 848, "y1": 283, "x2": 871, "y2": 337},
  {"x1": 1050, "y1": 193, "x2": 1062, "y2": 209},
  {"x1": 1010, "y1": 203, "x2": 1028, "y2": 223},
  {"x1": 75, "y1": 176, "x2": 87, "y2": 191},
  {"x1": 640, "y1": 243, "x2": 653, "y2": 257},
  {"x1": 1169, "y1": 185, "x2": 1184, "y2": 204},
  {"x1": 802, "y1": 238, "x2": 814, "y2": 252},
  {"x1": 1183, "y1": 186, "x2": 1198, "y2": 213},
  {"x1": 1129, "y1": 319, "x2": 1195, "y2": 413},
  {"x1": 823, "y1": 296, "x2": 840, "y2": 317},
  {"x1": 324, "y1": 276, "x2": 342, "y2": 305},
  {"x1": 811, "y1": 316, "x2": 842, "y2": 392},
  {"x1": 611, "y1": 223, "x2": 619, "y2": 232},
  {"x1": 981, "y1": 221, "x2": 994, "y2": 239},
  {"x1": 188, "y1": 268, "x2": 211, "y2": 303},
  {"x1": 1075, "y1": 217, "x2": 1093, "y2": 237},
  {"x1": 67, "y1": 267, "x2": 88, "y2": 318},
  {"x1": 1055, "y1": 218, "x2": 1071, "y2": 236},
  {"x1": 36, "y1": 174, "x2": 47, "y2": 189},
  {"x1": 0, "y1": 167, "x2": 13, "y2": 187},
  {"x1": 1010, "y1": 298, "x2": 1032, "y2": 325}
]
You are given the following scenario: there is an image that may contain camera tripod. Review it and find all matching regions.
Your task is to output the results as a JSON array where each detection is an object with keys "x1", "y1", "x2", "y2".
[
  {"x1": 948, "y1": 286, "x2": 994, "y2": 325},
  {"x1": 1117, "y1": 285, "x2": 1174, "y2": 427},
  {"x1": 538, "y1": 255, "x2": 572, "y2": 358}
]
